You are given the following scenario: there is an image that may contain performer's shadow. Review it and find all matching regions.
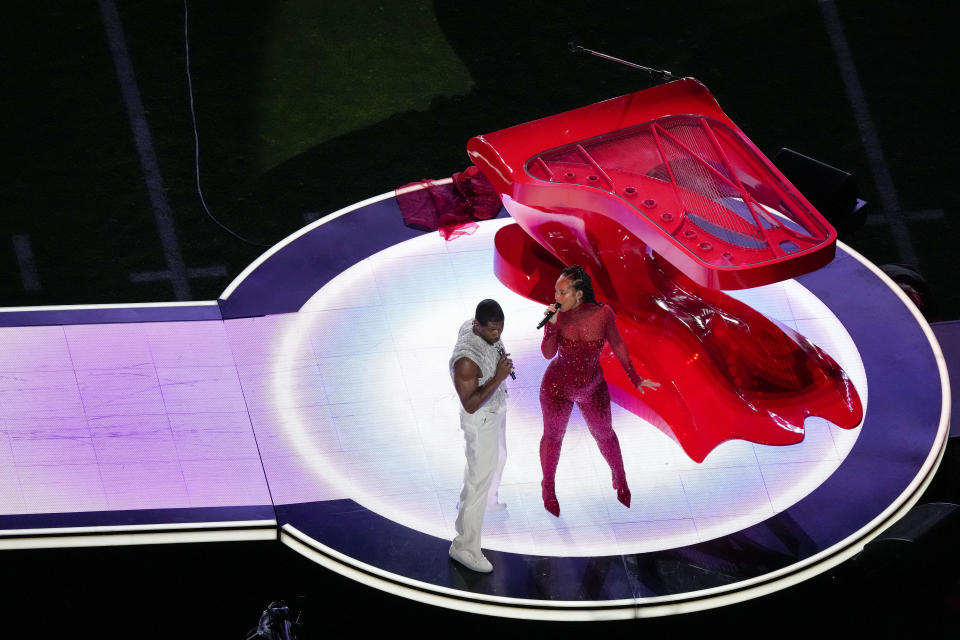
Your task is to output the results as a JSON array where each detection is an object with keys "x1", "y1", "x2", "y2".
[
  {"x1": 625, "y1": 511, "x2": 819, "y2": 596},
  {"x1": 448, "y1": 509, "x2": 821, "y2": 600}
]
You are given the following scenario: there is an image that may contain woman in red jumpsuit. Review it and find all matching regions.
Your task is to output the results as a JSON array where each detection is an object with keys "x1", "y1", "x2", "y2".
[{"x1": 540, "y1": 265, "x2": 659, "y2": 517}]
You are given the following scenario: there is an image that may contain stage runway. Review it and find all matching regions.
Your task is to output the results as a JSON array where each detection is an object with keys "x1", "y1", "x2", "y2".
[{"x1": 0, "y1": 191, "x2": 949, "y2": 619}]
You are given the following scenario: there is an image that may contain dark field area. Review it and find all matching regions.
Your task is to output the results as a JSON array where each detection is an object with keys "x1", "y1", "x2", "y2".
[
  {"x1": 1, "y1": 1, "x2": 957, "y2": 636},
  {"x1": 2, "y1": 1, "x2": 957, "y2": 316}
]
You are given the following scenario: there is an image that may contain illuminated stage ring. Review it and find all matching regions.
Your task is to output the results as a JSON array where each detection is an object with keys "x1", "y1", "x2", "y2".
[{"x1": 219, "y1": 190, "x2": 950, "y2": 620}]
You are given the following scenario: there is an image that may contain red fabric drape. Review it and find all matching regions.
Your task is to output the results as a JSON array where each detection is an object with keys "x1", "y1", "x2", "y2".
[{"x1": 396, "y1": 166, "x2": 501, "y2": 240}]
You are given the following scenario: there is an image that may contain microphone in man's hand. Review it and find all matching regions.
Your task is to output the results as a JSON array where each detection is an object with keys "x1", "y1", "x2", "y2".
[
  {"x1": 496, "y1": 345, "x2": 516, "y2": 380},
  {"x1": 537, "y1": 303, "x2": 562, "y2": 329}
]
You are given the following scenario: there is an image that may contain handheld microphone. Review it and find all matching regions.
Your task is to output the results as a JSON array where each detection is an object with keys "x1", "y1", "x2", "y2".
[
  {"x1": 496, "y1": 345, "x2": 516, "y2": 380},
  {"x1": 537, "y1": 303, "x2": 562, "y2": 329}
]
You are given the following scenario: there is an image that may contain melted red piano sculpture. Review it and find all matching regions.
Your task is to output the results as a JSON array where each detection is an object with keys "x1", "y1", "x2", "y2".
[{"x1": 468, "y1": 78, "x2": 863, "y2": 462}]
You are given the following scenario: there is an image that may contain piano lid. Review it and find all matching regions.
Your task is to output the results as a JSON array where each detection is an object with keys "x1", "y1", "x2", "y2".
[{"x1": 468, "y1": 78, "x2": 837, "y2": 289}]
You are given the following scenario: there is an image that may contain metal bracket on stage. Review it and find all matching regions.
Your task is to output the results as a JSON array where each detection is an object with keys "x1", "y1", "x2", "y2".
[{"x1": 568, "y1": 42, "x2": 676, "y2": 85}]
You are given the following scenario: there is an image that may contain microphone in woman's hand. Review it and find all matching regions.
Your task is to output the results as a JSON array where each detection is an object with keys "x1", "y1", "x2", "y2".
[{"x1": 537, "y1": 303, "x2": 562, "y2": 329}]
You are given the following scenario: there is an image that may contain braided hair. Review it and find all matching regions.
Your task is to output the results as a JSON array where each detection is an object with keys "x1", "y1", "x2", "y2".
[{"x1": 561, "y1": 264, "x2": 602, "y2": 306}]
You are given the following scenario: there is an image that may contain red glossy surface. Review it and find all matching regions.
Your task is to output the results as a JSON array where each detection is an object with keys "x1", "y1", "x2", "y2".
[
  {"x1": 475, "y1": 81, "x2": 862, "y2": 461},
  {"x1": 540, "y1": 304, "x2": 636, "y2": 510},
  {"x1": 494, "y1": 222, "x2": 862, "y2": 462},
  {"x1": 468, "y1": 79, "x2": 836, "y2": 290}
]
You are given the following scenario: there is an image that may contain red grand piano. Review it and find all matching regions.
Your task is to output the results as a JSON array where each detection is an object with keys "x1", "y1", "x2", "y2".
[{"x1": 468, "y1": 78, "x2": 863, "y2": 462}]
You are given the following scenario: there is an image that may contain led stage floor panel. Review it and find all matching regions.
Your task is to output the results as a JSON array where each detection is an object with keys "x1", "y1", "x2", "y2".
[
  {"x1": 266, "y1": 218, "x2": 867, "y2": 556},
  {"x1": 0, "y1": 310, "x2": 277, "y2": 547},
  {"x1": 0, "y1": 193, "x2": 949, "y2": 618}
]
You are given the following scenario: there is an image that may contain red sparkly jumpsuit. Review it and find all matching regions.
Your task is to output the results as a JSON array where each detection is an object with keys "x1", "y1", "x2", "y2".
[{"x1": 540, "y1": 303, "x2": 641, "y2": 490}]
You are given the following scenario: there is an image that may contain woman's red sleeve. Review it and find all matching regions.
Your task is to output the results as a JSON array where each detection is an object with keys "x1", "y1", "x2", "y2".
[
  {"x1": 604, "y1": 306, "x2": 641, "y2": 386},
  {"x1": 541, "y1": 321, "x2": 559, "y2": 359}
]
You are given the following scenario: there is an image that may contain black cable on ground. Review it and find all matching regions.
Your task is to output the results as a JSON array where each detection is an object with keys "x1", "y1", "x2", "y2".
[{"x1": 184, "y1": 0, "x2": 272, "y2": 248}]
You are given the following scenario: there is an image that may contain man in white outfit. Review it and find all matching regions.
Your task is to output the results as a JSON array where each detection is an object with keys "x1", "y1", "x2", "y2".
[{"x1": 448, "y1": 299, "x2": 513, "y2": 573}]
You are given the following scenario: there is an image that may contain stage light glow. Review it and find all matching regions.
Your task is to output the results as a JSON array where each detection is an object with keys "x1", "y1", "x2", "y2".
[{"x1": 270, "y1": 219, "x2": 866, "y2": 557}]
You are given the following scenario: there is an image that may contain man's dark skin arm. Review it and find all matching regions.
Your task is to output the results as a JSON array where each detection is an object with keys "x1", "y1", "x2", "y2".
[{"x1": 453, "y1": 354, "x2": 513, "y2": 414}]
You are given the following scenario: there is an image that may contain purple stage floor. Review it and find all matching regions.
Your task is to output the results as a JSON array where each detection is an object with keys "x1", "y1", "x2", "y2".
[{"x1": 0, "y1": 191, "x2": 950, "y2": 618}]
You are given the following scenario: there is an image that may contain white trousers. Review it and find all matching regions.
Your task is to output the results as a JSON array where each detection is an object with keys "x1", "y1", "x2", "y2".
[{"x1": 451, "y1": 408, "x2": 507, "y2": 555}]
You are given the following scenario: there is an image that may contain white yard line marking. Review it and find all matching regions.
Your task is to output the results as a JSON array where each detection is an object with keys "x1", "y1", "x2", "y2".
[
  {"x1": 819, "y1": 0, "x2": 918, "y2": 265},
  {"x1": 98, "y1": 0, "x2": 191, "y2": 299},
  {"x1": 129, "y1": 265, "x2": 228, "y2": 283},
  {"x1": 12, "y1": 234, "x2": 41, "y2": 291}
]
